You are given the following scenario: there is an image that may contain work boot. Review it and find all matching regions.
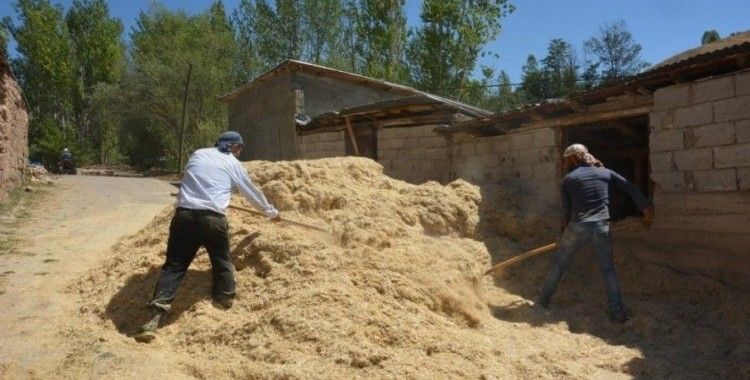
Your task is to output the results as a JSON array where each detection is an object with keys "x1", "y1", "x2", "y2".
[
  {"x1": 534, "y1": 295, "x2": 550, "y2": 309},
  {"x1": 609, "y1": 309, "x2": 632, "y2": 324},
  {"x1": 213, "y1": 296, "x2": 233, "y2": 310},
  {"x1": 133, "y1": 309, "x2": 165, "y2": 343}
]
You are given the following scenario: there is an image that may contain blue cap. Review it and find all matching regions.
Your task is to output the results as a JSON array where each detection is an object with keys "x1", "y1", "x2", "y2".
[{"x1": 216, "y1": 131, "x2": 244, "y2": 146}]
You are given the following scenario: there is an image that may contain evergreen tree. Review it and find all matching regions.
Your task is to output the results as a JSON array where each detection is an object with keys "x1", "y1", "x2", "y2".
[
  {"x1": 541, "y1": 38, "x2": 578, "y2": 98},
  {"x1": 519, "y1": 54, "x2": 545, "y2": 104},
  {"x1": 496, "y1": 70, "x2": 520, "y2": 112}
]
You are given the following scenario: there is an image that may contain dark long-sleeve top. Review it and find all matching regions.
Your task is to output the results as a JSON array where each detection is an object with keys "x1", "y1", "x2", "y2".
[{"x1": 561, "y1": 164, "x2": 650, "y2": 223}]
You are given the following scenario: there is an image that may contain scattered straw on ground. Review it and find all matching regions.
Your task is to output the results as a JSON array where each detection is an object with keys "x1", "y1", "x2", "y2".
[{"x1": 74, "y1": 157, "x2": 749, "y2": 379}]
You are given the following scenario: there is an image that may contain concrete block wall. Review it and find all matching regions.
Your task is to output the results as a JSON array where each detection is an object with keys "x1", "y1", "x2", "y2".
[
  {"x1": 377, "y1": 125, "x2": 449, "y2": 184},
  {"x1": 641, "y1": 68, "x2": 750, "y2": 290},
  {"x1": 450, "y1": 127, "x2": 560, "y2": 201},
  {"x1": 449, "y1": 127, "x2": 562, "y2": 239},
  {"x1": 297, "y1": 131, "x2": 346, "y2": 159},
  {"x1": 0, "y1": 59, "x2": 29, "y2": 203},
  {"x1": 649, "y1": 69, "x2": 750, "y2": 192}
]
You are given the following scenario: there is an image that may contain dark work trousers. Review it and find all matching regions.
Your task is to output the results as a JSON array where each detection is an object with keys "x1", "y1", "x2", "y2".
[{"x1": 147, "y1": 207, "x2": 234, "y2": 313}]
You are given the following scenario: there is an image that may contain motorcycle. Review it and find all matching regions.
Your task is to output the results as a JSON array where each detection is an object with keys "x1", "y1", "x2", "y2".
[{"x1": 58, "y1": 157, "x2": 77, "y2": 175}]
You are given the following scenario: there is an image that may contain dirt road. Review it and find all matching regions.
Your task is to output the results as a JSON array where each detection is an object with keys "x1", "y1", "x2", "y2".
[{"x1": 0, "y1": 175, "x2": 175, "y2": 377}]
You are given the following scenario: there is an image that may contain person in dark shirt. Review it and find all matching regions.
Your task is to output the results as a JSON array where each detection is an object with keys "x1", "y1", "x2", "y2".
[{"x1": 537, "y1": 143, "x2": 654, "y2": 323}]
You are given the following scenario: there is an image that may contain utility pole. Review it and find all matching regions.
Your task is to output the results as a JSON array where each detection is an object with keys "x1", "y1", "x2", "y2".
[{"x1": 178, "y1": 63, "x2": 193, "y2": 171}]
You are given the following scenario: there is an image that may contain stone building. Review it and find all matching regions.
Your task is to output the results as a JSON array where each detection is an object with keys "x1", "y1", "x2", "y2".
[
  {"x1": 0, "y1": 54, "x2": 29, "y2": 203},
  {"x1": 219, "y1": 60, "x2": 490, "y2": 183},
  {"x1": 441, "y1": 31, "x2": 750, "y2": 289}
]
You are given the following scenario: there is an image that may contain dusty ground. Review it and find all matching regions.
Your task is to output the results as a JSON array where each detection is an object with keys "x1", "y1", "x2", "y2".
[
  {"x1": 0, "y1": 175, "x2": 178, "y2": 377},
  {"x1": 0, "y1": 159, "x2": 748, "y2": 379}
]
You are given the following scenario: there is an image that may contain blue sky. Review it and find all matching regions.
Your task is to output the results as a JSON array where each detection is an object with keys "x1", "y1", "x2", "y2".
[{"x1": 2, "y1": 0, "x2": 748, "y2": 83}]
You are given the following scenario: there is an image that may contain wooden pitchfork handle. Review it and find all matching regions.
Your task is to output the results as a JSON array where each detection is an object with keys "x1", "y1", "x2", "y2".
[
  {"x1": 484, "y1": 219, "x2": 642, "y2": 276},
  {"x1": 227, "y1": 204, "x2": 329, "y2": 233},
  {"x1": 169, "y1": 192, "x2": 327, "y2": 232}
]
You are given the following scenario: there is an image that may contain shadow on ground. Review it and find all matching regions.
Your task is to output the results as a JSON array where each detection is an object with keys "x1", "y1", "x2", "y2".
[
  {"x1": 105, "y1": 268, "x2": 212, "y2": 334},
  {"x1": 477, "y1": 185, "x2": 750, "y2": 379},
  {"x1": 105, "y1": 232, "x2": 263, "y2": 335}
]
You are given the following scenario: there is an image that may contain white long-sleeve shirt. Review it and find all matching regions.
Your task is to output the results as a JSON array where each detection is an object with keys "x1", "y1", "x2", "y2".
[{"x1": 176, "y1": 148, "x2": 278, "y2": 218}]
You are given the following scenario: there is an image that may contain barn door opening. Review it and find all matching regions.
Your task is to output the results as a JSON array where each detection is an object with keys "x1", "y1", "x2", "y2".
[
  {"x1": 563, "y1": 115, "x2": 651, "y2": 221},
  {"x1": 345, "y1": 125, "x2": 377, "y2": 160}
]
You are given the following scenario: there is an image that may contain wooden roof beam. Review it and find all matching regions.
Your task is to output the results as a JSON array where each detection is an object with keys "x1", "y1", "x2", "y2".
[
  {"x1": 568, "y1": 99, "x2": 587, "y2": 113},
  {"x1": 520, "y1": 104, "x2": 651, "y2": 130}
]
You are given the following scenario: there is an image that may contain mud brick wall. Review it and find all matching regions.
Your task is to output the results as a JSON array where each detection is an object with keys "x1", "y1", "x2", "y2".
[
  {"x1": 637, "y1": 69, "x2": 750, "y2": 289},
  {"x1": 297, "y1": 131, "x2": 346, "y2": 159},
  {"x1": 0, "y1": 58, "x2": 29, "y2": 203},
  {"x1": 377, "y1": 125, "x2": 449, "y2": 184}
]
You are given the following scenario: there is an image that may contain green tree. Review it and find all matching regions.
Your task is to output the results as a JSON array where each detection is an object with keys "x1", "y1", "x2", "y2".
[
  {"x1": 251, "y1": 0, "x2": 305, "y2": 68},
  {"x1": 701, "y1": 29, "x2": 721, "y2": 45},
  {"x1": 408, "y1": 0, "x2": 514, "y2": 99},
  {"x1": 88, "y1": 82, "x2": 123, "y2": 164},
  {"x1": 122, "y1": 2, "x2": 234, "y2": 170},
  {"x1": 519, "y1": 54, "x2": 545, "y2": 104},
  {"x1": 495, "y1": 70, "x2": 520, "y2": 112},
  {"x1": 4, "y1": 0, "x2": 74, "y2": 140},
  {"x1": 583, "y1": 20, "x2": 649, "y2": 84},
  {"x1": 0, "y1": 24, "x2": 8, "y2": 60},
  {"x1": 231, "y1": 0, "x2": 261, "y2": 84},
  {"x1": 541, "y1": 38, "x2": 578, "y2": 98},
  {"x1": 66, "y1": 0, "x2": 124, "y2": 146},
  {"x1": 303, "y1": 0, "x2": 343, "y2": 64},
  {"x1": 355, "y1": 0, "x2": 408, "y2": 82}
]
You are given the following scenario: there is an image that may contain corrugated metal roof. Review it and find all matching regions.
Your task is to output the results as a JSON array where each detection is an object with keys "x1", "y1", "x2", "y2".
[
  {"x1": 653, "y1": 30, "x2": 750, "y2": 69},
  {"x1": 335, "y1": 94, "x2": 489, "y2": 118},
  {"x1": 221, "y1": 60, "x2": 422, "y2": 102},
  {"x1": 447, "y1": 30, "x2": 750, "y2": 135},
  {"x1": 299, "y1": 94, "x2": 491, "y2": 131}
]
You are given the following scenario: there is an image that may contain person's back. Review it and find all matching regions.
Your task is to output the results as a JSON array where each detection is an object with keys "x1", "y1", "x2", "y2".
[
  {"x1": 136, "y1": 131, "x2": 279, "y2": 342},
  {"x1": 61, "y1": 149, "x2": 73, "y2": 161},
  {"x1": 177, "y1": 148, "x2": 235, "y2": 213},
  {"x1": 539, "y1": 143, "x2": 653, "y2": 324},
  {"x1": 562, "y1": 165, "x2": 648, "y2": 224}
]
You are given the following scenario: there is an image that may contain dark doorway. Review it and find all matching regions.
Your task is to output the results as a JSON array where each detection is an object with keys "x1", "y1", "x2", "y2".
[
  {"x1": 564, "y1": 116, "x2": 651, "y2": 221},
  {"x1": 345, "y1": 125, "x2": 378, "y2": 160}
]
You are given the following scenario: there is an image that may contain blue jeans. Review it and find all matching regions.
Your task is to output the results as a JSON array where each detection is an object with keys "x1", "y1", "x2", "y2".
[{"x1": 538, "y1": 220, "x2": 626, "y2": 316}]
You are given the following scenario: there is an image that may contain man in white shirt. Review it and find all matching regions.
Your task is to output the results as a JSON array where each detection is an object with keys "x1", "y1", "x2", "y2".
[{"x1": 136, "y1": 131, "x2": 279, "y2": 341}]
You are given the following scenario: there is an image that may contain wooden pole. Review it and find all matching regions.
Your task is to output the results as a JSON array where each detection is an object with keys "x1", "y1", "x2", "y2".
[
  {"x1": 345, "y1": 117, "x2": 359, "y2": 156},
  {"x1": 178, "y1": 63, "x2": 193, "y2": 171},
  {"x1": 228, "y1": 204, "x2": 329, "y2": 232},
  {"x1": 484, "y1": 219, "x2": 642, "y2": 276}
]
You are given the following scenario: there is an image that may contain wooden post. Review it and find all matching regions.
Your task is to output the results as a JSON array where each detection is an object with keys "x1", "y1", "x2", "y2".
[
  {"x1": 178, "y1": 63, "x2": 193, "y2": 171},
  {"x1": 345, "y1": 117, "x2": 360, "y2": 156}
]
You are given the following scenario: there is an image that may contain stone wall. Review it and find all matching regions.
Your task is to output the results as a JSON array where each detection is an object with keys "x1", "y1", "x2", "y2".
[
  {"x1": 298, "y1": 131, "x2": 346, "y2": 159},
  {"x1": 643, "y1": 69, "x2": 750, "y2": 289},
  {"x1": 0, "y1": 57, "x2": 29, "y2": 203},
  {"x1": 377, "y1": 125, "x2": 448, "y2": 184}
]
